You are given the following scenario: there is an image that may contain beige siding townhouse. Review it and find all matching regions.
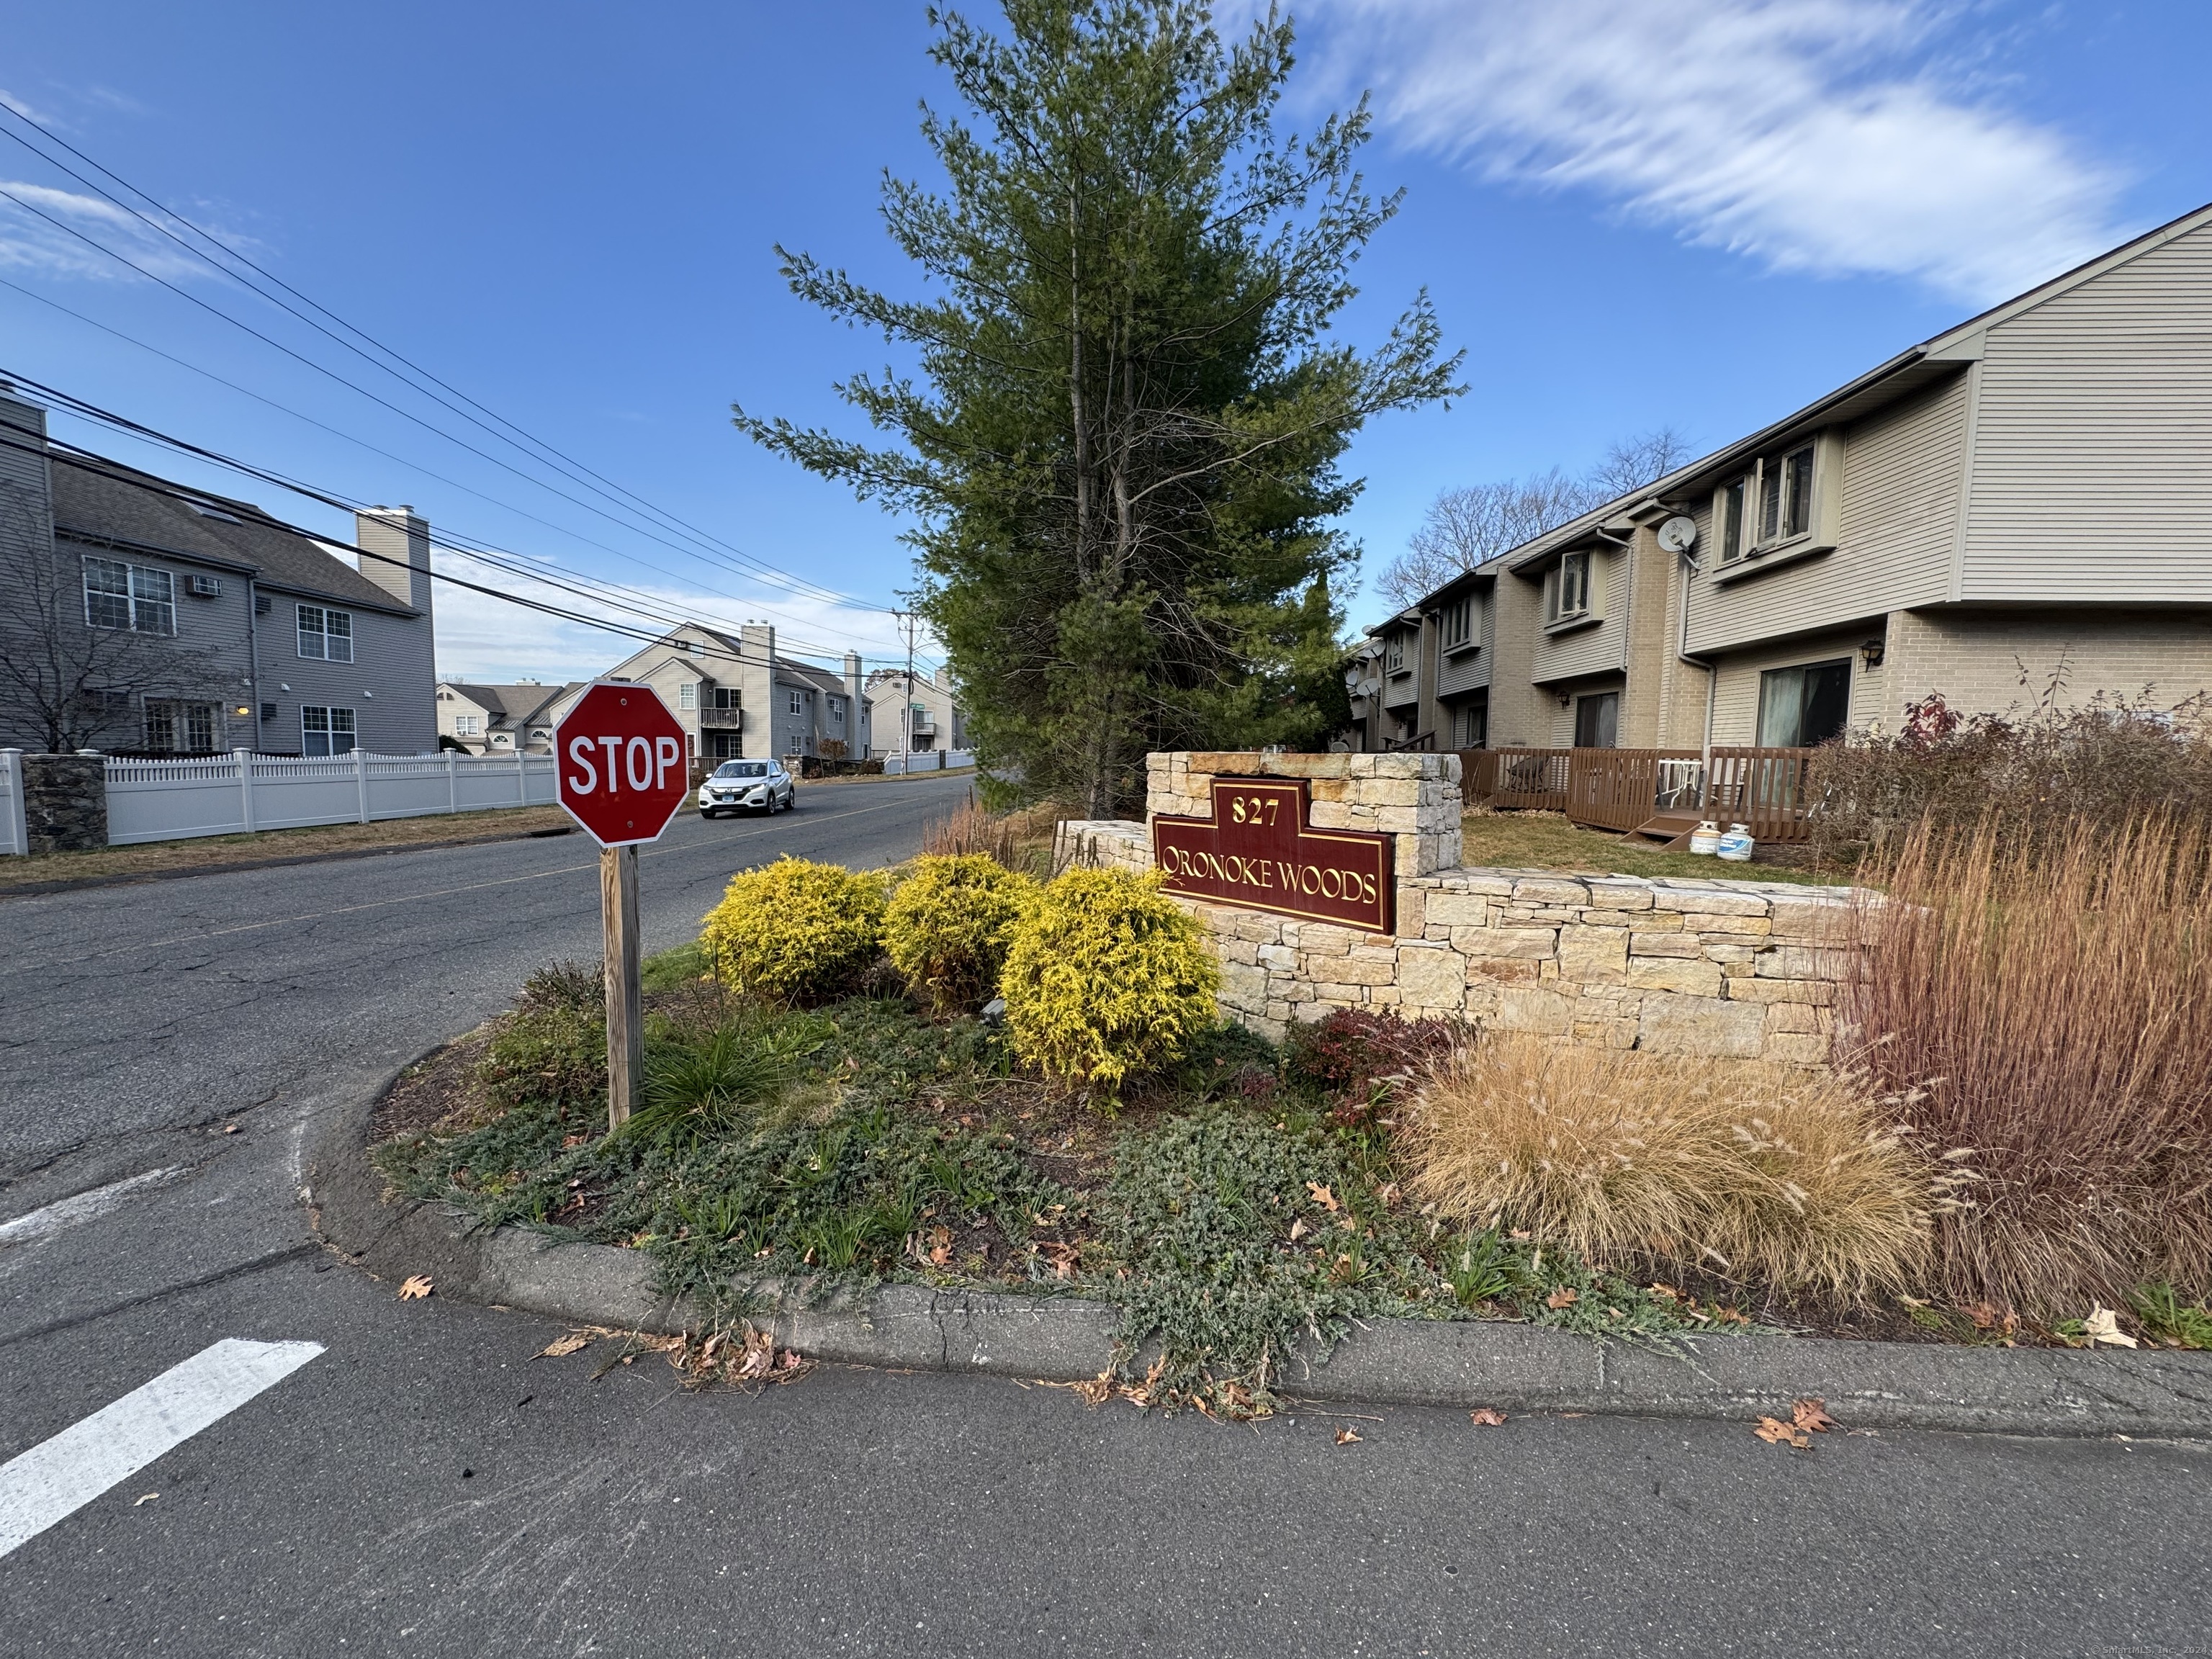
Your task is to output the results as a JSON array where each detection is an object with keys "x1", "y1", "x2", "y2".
[
  {"x1": 1372, "y1": 202, "x2": 2212, "y2": 757},
  {"x1": 864, "y1": 667, "x2": 966, "y2": 757},
  {"x1": 597, "y1": 623, "x2": 866, "y2": 768}
]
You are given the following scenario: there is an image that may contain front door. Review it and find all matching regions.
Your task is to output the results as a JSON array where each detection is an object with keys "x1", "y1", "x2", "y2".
[{"x1": 1574, "y1": 692, "x2": 1619, "y2": 749}]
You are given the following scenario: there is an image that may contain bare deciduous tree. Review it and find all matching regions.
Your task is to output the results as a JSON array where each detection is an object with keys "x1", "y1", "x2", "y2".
[
  {"x1": 0, "y1": 485, "x2": 232, "y2": 753},
  {"x1": 1375, "y1": 425, "x2": 1696, "y2": 611}
]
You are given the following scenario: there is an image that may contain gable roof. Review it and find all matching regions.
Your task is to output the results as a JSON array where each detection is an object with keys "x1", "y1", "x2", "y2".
[
  {"x1": 439, "y1": 682, "x2": 581, "y2": 727},
  {"x1": 50, "y1": 451, "x2": 419, "y2": 615},
  {"x1": 1386, "y1": 199, "x2": 2212, "y2": 605}
]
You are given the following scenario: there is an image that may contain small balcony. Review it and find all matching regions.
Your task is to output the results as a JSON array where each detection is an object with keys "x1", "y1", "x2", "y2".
[{"x1": 699, "y1": 706, "x2": 742, "y2": 729}]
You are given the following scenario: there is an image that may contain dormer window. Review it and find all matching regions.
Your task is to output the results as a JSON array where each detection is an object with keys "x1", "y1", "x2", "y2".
[
  {"x1": 1545, "y1": 551, "x2": 1593, "y2": 625},
  {"x1": 1385, "y1": 634, "x2": 1406, "y2": 674},
  {"x1": 1440, "y1": 595, "x2": 1475, "y2": 652},
  {"x1": 1759, "y1": 444, "x2": 1815, "y2": 544}
]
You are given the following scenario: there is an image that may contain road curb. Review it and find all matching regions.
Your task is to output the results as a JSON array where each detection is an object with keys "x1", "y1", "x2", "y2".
[{"x1": 307, "y1": 1079, "x2": 2212, "y2": 1438}]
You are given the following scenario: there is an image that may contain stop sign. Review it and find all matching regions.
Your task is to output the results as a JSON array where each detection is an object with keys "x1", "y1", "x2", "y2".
[{"x1": 555, "y1": 683, "x2": 690, "y2": 848}]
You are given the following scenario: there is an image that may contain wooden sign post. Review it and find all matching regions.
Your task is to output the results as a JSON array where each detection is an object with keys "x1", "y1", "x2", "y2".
[
  {"x1": 554, "y1": 683, "x2": 691, "y2": 1132},
  {"x1": 599, "y1": 845, "x2": 644, "y2": 1126}
]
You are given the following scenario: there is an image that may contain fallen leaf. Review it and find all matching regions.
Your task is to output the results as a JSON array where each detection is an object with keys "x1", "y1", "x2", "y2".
[
  {"x1": 1964, "y1": 1301, "x2": 2000, "y2": 1331},
  {"x1": 1647, "y1": 1284, "x2": 1679, "y2": 1303},
  {"x1": 1288, "y1": 1218, "x2": 1308, "y2": 1242},
  {"x1": 2082, "y1": 1306, "x2": 2139, "y2": 1349},
  {"x1": 1306, "y1": 1182, "x2": 1339, "y2": 1213},
  {"x1": 1753, "y1": 1416, "x2": 1811, "y2": 1449},
  {"x1": 1545, "y1": 1287, "x2": 1578, "y2": 1310},
  {"x1": 397, "y1": 1274, "x2": 433, "y2": 1301},
  {"x1": 1334, "y1": 1426, "x2": 1362, "y2": 1445},
  {"x1": 533, "y1": 1331, "x2": 591, "y2": 1359},
  {"x1": 1468, "y1": 1408, "x2": 1508, "y2": 1428},
  {"x1": 133, "y1": 1493, "x2": 158, "y2": 1506},
  {"x1": 222, "y1": 1123, "x2": 239, "y2": 1135},
  {"x1": 1791, "y1": 1398, "x2": 1837, "y2": 1434}
]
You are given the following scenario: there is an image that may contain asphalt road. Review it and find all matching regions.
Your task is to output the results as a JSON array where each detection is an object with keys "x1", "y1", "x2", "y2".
[{"x1": 2, "y1": 774, "x2": 2208, "y2": 1657}]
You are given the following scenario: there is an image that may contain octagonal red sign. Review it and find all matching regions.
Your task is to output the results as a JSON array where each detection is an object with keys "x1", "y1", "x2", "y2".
[{"x1": 555, "y1": 683, "x2": 690, "y2": 848}]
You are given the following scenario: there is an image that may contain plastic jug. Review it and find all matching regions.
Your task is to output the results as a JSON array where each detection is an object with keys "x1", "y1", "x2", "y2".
[
  {"x1": 1716, "y1": 822, "x2": 1755, "y2": 863},
  {"x1": 1688, "y1": 820, "x2": 1722, "y2": 856}
]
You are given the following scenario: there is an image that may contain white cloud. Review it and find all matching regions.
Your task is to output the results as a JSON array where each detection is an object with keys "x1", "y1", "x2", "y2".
[
  {"x1": 0, "y1": 179, "x2": 217, "y2": 283},
  {"x1": 1290, "y1": 0, "x2": 2130, "y2": 303}
]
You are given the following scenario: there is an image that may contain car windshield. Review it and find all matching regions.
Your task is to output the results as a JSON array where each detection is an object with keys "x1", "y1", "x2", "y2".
[{"x1": 712, "y1": 763, "x2": 768, "y2": 779}]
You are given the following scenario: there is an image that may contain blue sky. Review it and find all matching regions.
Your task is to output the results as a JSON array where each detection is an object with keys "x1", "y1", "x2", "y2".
[{"x1": 2, "y1": 1, "x2": 2206, "y2": 683}]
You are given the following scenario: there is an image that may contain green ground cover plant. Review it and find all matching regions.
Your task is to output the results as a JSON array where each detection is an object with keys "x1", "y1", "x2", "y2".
[{"x1": 377, "y1": 956, "x2": 1738, "y2": 1413}]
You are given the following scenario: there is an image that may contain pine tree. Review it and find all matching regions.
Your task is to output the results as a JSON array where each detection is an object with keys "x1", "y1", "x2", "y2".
[{"x1": 734, "y1": 0, "x2": 1460, "y2": 815}]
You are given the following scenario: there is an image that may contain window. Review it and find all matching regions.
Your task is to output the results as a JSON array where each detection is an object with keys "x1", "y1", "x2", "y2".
[
  {"x1": 301, "y1": 705, "x2": 357, "y2": 756},
  {"x1": 259, "y1": 701, "x2": 278, "y2": 724},
  {"x1": 828, "y1": 696, "x2": 844, "y2": 722},
  {"x1": 84, "y1": 557, "x2": 176, "y2": 634},
  {"x1": 711, "y1": 685, "x2": 739, "y2": 711},
  {"x1": 1718, "y1": 477, "x2": 1748, "y2": 562},
  {"x1": 787, "y1": 690, "x2": 804, "y2": 716},
  {"x1": 713, "y1": 761, "x2": 769, "y2": 779},
  {"x1": 143, "y1": 700, "x2": 218, "y2": 754},
  {"x1": 1386, "y1": 633, "x2": 1406, "y2": 673},
  {"x1": 1574, "y1": 692, "x2": 1619, "y2": 749},
  {"x1": 454, "y1": 714, "x2": 482, "y2": 737},
  {"x1": 1755, "y1": 444, "x2": 1815, "y2": 547},
  {"x1": 1547, "y1": 552, "x2": 1593, "y2": 624},
  {"x1": 706, "y1": 732, "x2": 743, "y2": 759},
  {"x1": 1452, "y1": 703, "x2": 1487, "y2": 748},
  {"x1": 679, "y1": 682, "x2": 698, "y2": 711},
  {"x1": 297, "y1": 604, "x2": 354, "y2": 662},
  {"x1": 1440, "y1": 595, "x2": 1474, "y2": 651},
  {"x1": 1757, "y1": 660, "x2": 1851, "y2": 747}
]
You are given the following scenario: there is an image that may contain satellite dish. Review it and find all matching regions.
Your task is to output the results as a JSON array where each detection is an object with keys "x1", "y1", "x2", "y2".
[{"x1": 1657, "y1": 515, "x2": 1699, "y2": 554}]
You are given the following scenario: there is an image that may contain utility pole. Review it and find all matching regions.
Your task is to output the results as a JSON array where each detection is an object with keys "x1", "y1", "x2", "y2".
[{"x1": 897, "y1": 611, "x2": 917, "y2": 760}]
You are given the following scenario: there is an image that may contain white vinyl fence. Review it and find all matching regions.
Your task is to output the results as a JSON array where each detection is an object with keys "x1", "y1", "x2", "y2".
[
  {"x1": 881, "y1": 749, "x2": 975, "y2": 775},
  {"x1": 100, "y1": 749, "x2": 559, "y2": 848},
  {"x1": 0, "y1": 750, "x2": 24, "y2": 857}
]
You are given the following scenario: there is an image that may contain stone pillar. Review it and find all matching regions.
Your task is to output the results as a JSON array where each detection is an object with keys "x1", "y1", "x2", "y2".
[{"x1": 22, "y1": 754, "x2": 108, "y2": 854}]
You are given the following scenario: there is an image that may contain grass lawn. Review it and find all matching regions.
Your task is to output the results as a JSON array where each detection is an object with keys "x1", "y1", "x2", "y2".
[
  {"x1": 0, "y1": 804, "x2": 576, "y2": 891},
  {"x1": 1460, "y1": 810, "x2": 1854, "y2": 888}
]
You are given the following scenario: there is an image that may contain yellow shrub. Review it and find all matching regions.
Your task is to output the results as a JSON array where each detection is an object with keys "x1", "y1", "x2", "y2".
[
  {"x1": 1400, "y1": 1035, "x2": 1933, "y2": 1298},
  {"x1": 999, "y1": 866, "x2": 1220, "y2": 1096},
  {"x1": 699, "y1": 857, "x2": 886, "y2": 1003},
  {"x1": 883, "y1": 854, "x2": 1038, "y2": 1015}
]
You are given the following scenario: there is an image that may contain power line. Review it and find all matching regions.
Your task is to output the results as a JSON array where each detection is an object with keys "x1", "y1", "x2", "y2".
[
  {"x1": 0, "y1": 109, "x2": 896, "y2": 619},
  {"x1": 0, "y1": 183, "x2": 901, "y2": 660},
  {"x1": 0, "y1": 411, "x2": 914, "y2": 684},
  {"x1": 4, "y1": 365, "x2": 915, "y2": 668}
]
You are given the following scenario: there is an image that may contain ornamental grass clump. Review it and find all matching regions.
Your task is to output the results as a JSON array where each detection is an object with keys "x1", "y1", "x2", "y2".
[
  {"x1": 699, "y1": 857, "x2": 887, "y2": 1004},
  {"x1": 1846, "y1": 813, "x2": 2212, "y2": 1314},
  {"x1": 1400, "y1": 1035, "x2": 1933, "y2": 1299},
  {"x1": 883, "y1": 853, "x2": 1037, "y2": 1016},
  {"x1": 999, "y1": 865, "x2": 1219, "y2": 1097}
]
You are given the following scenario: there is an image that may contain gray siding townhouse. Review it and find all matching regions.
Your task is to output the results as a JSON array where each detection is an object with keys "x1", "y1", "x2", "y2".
[
  {"x1": 1365, "y1": 203, "x2": 2212, "y2": 756},
  {"x1": 598, "y1": 623, "x2": 866, "y2": 765},
  {"x1": 433, "y1": 680, "x2": 586, "y2": 753},
  {"x1": 865, "y1": 666, "x2": 966, "y2": 757},
  {"x1": 0, "y1": 388, "x2": 438, "y2": 756}
]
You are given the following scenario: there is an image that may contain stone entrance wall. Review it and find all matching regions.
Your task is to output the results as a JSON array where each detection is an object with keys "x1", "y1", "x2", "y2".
[{"x1": 1054, "y1": 750, "x2": 1860, "y2": 1064}]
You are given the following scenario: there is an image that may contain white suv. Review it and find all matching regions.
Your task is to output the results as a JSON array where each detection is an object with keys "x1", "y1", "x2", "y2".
[{"x1": 697, "y1": 758, "x2": 796, "y2": 818}]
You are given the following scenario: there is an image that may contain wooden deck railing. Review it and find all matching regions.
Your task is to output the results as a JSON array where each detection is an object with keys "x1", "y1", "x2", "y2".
[{"x1": 1459, "y1": 745, "x2": 1820, "y2": 842}]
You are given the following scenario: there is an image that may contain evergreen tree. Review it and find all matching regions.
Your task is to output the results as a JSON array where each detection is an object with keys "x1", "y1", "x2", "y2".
[{"x1": 734, "y1": 0, "x2": 1460, "y2": 815}]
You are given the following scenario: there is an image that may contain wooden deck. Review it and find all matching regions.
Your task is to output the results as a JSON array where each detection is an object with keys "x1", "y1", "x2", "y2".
[{"x1": 1458, "y1": 746, "x2": 1820, "y2": 843}]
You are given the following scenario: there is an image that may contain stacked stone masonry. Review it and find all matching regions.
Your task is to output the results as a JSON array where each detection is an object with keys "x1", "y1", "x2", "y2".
[{"x1": 1055, "y1": 750, "x2": 1862, "y2": 1064}]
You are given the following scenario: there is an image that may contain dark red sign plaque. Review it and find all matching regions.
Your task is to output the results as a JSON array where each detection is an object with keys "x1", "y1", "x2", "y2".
[{"x1": 1152, "y1": 775, "x2": 1395, "y2": 934}]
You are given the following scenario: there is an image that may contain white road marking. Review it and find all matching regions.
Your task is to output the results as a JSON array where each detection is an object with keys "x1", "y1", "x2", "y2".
[
  {"x1": 0, "y1": 1337, "x2": 323, "y2": 1559},
  {"x1": 0, "y1": 1166, "x2": 187, "y2": 1249}
]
